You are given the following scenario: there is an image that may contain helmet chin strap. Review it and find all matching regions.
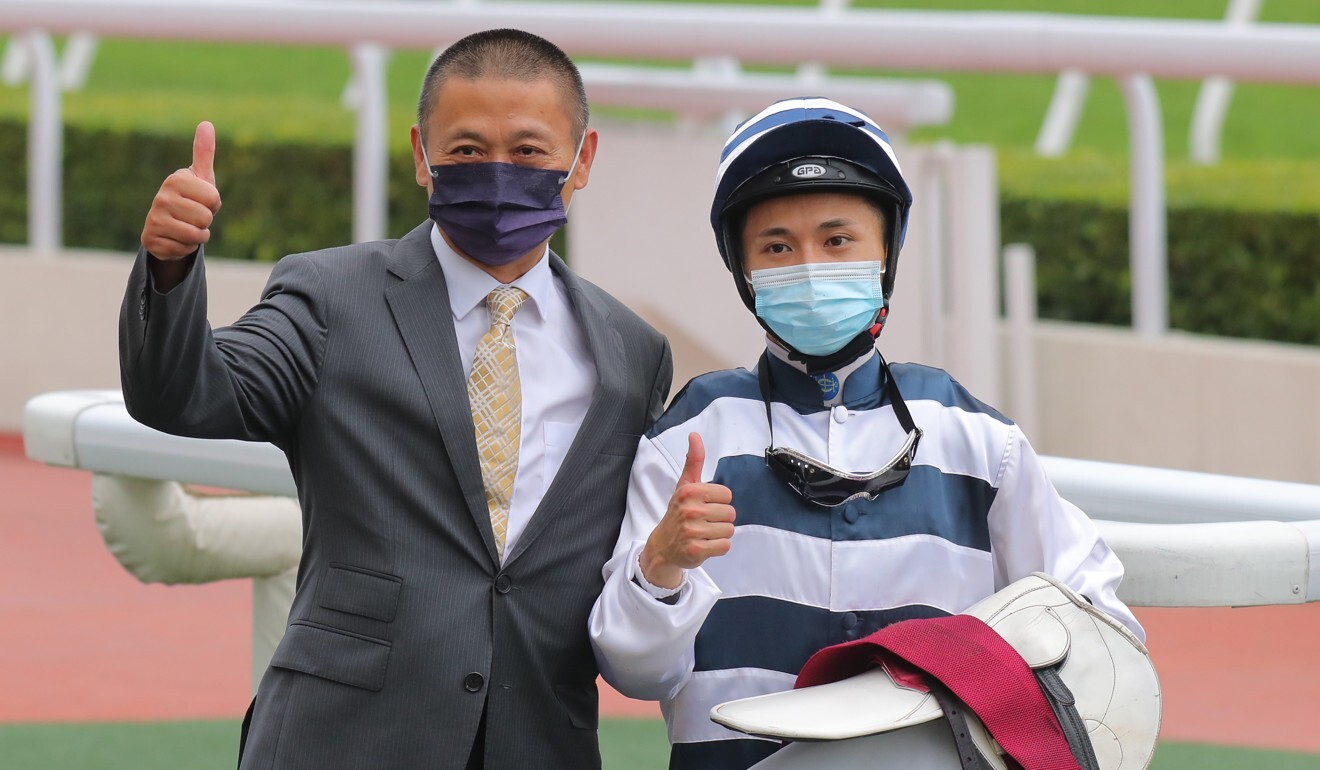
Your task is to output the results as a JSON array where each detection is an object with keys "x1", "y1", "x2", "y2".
[
  {"x1": 784, "y1": 329, "x2": 878, "y2": 375},
  {"x1": 766, "y1": 302, "x2": 889, "y2": 376}
]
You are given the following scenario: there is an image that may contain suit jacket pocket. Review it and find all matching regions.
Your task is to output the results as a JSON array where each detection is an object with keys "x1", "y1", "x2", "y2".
[
  {"x1": 553, "y1": 682, "x2": 600, "y2": 729},
  {"x1": 270, "y1": 621, "x2": 391, "y2": 692},
  {"x1": 319, "y1": 564, "x2": 402, "y2": 622}
]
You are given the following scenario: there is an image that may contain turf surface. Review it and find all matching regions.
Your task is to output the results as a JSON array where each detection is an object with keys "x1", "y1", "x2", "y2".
[{"x1": 0, "y1": 719, "x2": 1316, "y2": 770}]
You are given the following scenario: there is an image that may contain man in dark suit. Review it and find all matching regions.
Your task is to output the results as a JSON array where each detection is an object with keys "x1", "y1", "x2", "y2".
[{"x1": 121, "y1": 29, "x2": 672, "y2": 770}]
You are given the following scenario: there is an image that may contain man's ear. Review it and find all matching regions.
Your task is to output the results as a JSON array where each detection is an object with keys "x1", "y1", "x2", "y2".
[
  {"x1": 570, "y1": 128, "x2": 600, "y2": 192},
  {"x1": 410, "y1": 125, "x2": 431, "y2": 190}
]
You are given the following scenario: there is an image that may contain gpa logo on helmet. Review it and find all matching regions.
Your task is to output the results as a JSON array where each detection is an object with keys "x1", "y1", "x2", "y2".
[{"x1": 791, "y1": 164, "x2": 828, "y2": 179}]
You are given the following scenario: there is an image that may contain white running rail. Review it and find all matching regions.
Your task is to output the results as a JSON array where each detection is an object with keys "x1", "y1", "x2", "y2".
[{"x1": 23, "y1": 390, "x2": 1320, "y2": 608}]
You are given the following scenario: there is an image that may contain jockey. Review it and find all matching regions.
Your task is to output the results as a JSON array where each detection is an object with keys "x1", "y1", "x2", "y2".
[{"x1": 589, "y1": 97, "x2": 1143, "y2": 770}]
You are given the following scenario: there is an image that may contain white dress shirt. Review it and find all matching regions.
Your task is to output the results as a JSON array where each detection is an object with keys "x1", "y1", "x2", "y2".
[{"x1": 431, "y1": 225, "x2": 596, "y2": 557}]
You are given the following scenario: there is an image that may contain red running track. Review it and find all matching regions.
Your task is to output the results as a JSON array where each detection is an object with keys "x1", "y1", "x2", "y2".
[{"x1": 2, "y1": 434, "x2": 1318, "y2": 751}]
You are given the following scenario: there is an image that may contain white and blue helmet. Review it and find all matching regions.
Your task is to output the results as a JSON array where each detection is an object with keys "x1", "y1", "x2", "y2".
[{"x1": 712, "y1": 97, "x2": 914, "y2": 326}]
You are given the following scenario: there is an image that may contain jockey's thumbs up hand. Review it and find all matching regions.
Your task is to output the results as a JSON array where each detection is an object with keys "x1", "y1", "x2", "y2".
[{"x1": 640, "y1": 432, "x2": 736, "y2": 591}]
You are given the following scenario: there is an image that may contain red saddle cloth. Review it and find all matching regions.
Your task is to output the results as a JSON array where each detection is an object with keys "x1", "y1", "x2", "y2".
[{"x1": 794, "y1": 614, "x2": 1081, "y2": 770}]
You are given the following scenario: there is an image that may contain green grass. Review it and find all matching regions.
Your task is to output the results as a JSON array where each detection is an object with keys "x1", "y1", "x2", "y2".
[
  {"x1": 0, "y1": 720, "x2": 243, "y2": 770},
  {"x1": 0, "y1": 718, "x2": 668, "y2": 770},
  {"x1": 0, "y1": 719, "x2": 1316, "y2": 770},
  {"x1": 1151, "y1": 743, "x2": 1320, "y2": 770},
  {"x1": 0, "y1": 39, "x2": 421, "y2": 148}
]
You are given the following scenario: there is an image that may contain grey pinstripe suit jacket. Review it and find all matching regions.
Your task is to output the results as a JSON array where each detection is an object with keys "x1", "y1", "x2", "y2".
[{"x1": 119, "y1": 221, "x2": 673, "y2": 769}]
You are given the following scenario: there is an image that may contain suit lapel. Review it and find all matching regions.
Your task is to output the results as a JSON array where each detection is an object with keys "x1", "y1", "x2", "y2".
[
  {"x1": 504, "y1": 255, "x2": 627, "y2": 566},
  {"x1": 384, "y1": 223, "x2": 499, "y2": 564}
]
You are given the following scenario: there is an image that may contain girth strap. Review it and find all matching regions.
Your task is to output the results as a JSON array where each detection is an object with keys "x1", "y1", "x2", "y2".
[
  {"x1": 928, "y1": 681, "x2": 999, "y2": 770},
  {"x1": 795, "y1": 614, "x2": 1082, "y2": 770},
  {"x1": 1036, "y1": 668, "x2": 1100, "y2": 770}
]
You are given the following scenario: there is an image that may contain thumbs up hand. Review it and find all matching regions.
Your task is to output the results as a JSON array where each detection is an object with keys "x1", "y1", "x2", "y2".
[
  {"x1": 639, "y1": 433, "x2": 737, "y2": 590},
  {"x1": 141, "y1": 121, "x2": 223, "y2": 260}
]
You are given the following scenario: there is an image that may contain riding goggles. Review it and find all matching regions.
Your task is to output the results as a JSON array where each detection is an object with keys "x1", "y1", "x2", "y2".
[{"x1": 758, "y1": 352, "x2": 922, "y2": 507}]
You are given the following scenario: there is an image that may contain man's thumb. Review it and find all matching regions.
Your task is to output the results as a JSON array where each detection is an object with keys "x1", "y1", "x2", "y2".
[
  {"x1": 679, "y1": 432, "x2": 705, "y2": 486},
  {"x1": 191, "y1": 120, "x2": 217, "y2": 185}
]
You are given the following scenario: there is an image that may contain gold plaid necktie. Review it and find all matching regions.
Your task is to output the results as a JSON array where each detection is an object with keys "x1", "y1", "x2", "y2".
[{"x1": 468, "y1": 286, "x2": 529, "y2": 561}]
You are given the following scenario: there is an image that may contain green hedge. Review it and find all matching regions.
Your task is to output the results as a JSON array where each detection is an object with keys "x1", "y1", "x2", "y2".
[
  {"x1": 1002, "y1": 198, "x2": 1320, "y2": 344},
  {"x1": 3, "y1": 121, "x2": 1318, "y2": 344},
  {"x1": 0, "y1": 121, "x2": 426, "y2": 262}
]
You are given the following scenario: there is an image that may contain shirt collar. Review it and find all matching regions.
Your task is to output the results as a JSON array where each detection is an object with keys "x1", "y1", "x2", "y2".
[
  {"x1": 430, "y1": 223, "x2": 552, "y2": 323},
  {"x1": 765, "y1": 338, "x2": 884, "y2": 409}
]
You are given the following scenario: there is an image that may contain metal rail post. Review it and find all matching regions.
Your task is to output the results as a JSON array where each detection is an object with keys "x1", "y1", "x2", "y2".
[
  {"x1": 1035, "y1": 69, "x2": 1090, "y2": 158},
  {"x1": 1189, "y1": 0, "x2": 1264, "y2": 165},
  {"x1": 24, "y1": 30, "x2": 61, "y2": 253},
  {"x1": 947, "y1": 146, "x2": 1001, "y2": 405},
  {"x1": 1120, "y1": 74, "x2": 1168, "y2": 337},
  {"x1": 349, "y1": 42, "x2": 388, "y2": 244},
  {"x1": 1003, "y1": 243, "x2": 1038, "y2": 436}
]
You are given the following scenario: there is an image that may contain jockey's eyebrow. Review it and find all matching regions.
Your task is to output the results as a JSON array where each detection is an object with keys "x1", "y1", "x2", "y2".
[{"x1": 817, "y1": 218, "x2": 856, "y2": 231}]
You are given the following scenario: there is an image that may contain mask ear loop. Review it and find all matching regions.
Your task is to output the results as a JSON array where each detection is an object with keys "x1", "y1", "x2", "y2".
[
  {"x1": 559, "y1": 130, "x2": 588, "y2": 214},
  {"x1": 420, "y1": 146, "x2": 442, "y2": 184},
  {"x1": 558, "y1": 131, "x2": 588, "y2": 186}
]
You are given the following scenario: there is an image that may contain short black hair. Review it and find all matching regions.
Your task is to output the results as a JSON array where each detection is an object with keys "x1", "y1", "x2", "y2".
[{"x1": 417, "y1": 28, "x2": 589, "y2": 143}]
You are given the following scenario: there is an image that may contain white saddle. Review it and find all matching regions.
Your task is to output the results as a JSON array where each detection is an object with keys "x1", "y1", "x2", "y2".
[{"x1": 711, "y1": 573, "x2": 1162, "y2": 770}]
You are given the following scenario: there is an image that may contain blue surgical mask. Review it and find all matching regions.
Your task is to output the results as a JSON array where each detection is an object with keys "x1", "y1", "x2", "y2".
[
  {"x1": 422, "y1": 135, "x2": 583, "y2": 267},
  {"x1": 750, "y1": 261, "x2": 885, "y2": 356}
]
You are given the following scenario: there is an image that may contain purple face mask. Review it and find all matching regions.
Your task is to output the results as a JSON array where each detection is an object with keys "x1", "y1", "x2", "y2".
[{"x1": 425, "y1": 141, "x2": 581, "y2": 267}]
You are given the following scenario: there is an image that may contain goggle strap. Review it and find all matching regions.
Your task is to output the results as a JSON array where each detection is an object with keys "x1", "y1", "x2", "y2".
[
  {"x1": 879, "y1": 353, "x2": 918, "y2": 435},
  {"x1": 758, "y1": 351, "x2": 774, "y2": 447}
]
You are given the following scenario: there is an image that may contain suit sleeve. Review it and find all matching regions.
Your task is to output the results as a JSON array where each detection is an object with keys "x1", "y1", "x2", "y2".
[
  {"x1": 589, "y1": 431, "x2": 721, "y2": 701},
  {"x1": 119, "y1": 245, "x2": 327, "y2": 445},
  {"x1": 645, "y1": 337, "x2": 674, "y2": 428},
  {"x1": 986, "y1": 426, "x2": 1145, "y2": 641}
]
